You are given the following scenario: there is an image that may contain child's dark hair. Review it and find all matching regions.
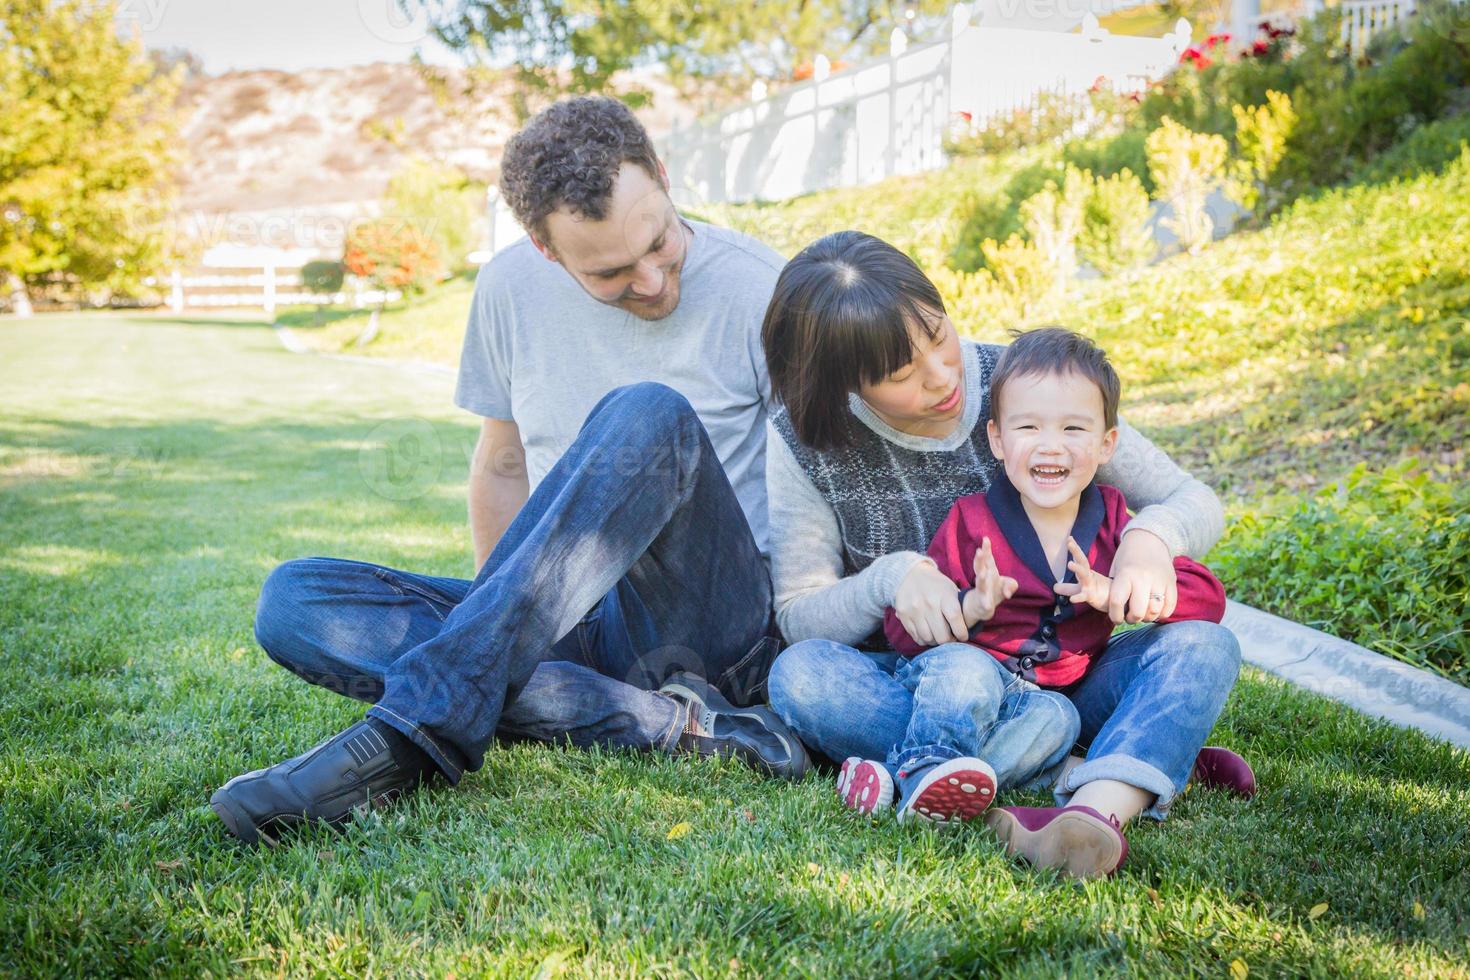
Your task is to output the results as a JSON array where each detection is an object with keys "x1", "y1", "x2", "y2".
[
  {"x1": 761, "y1": 231, "x2": 947, "y2": 451},
  {"x1": 990, "y1": 327, "x2": 1120, "y2": 429}
]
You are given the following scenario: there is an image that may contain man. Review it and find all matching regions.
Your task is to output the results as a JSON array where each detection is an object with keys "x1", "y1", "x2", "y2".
[{"x1": 210, "y1": 97, "x2": 808, "y2": 846}]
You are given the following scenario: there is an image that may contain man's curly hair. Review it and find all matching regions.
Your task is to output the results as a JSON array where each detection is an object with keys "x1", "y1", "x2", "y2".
[{"x1": 498, "y1": 97, "x2": 662, "y2": 246}]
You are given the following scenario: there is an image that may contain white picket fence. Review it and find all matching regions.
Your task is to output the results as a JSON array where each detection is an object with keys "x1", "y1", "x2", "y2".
[
  {"x1": 156, "y1": 266, "x2": 397, "y2": 315},
  {"x1": 655, "y1": 11, "x2": 1189, "y2": 206}
]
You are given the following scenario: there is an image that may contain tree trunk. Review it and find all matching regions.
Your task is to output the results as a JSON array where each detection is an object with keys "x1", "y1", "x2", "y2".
[{"x1": 5, "y1": 272, "x2": 33, "y2": 317}]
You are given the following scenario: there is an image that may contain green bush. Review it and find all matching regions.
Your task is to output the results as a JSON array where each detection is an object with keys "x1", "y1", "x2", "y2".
[
  {"x1": 948, "y1": 158, "x2": 1065, "y2": 273},
  {"x1": 1214, "y1": 463, "x2": 1470, "y2": 683},
  {"x1": 1064, "y1": 129, "x2": 1152, "y2": 193},
  {"x1": 1018, "y1": 165, "x2": 1090, "y2": 282},
  {"x1": 1127, "y1": 0, "x2": 1470, "y2": 203},
  {"x1": 979, "y1": 234, "x2": 1054, "y2": 317},
  {"x1": 300, "y1": 259, "x2": 345, "y2": 295},
  {"x1": 1146, "y1": 117, "x2": 1227, "y2": 254},
  {"x1": 1351, "y1": 112, "x2": 1470, "y2": 185},
  {"x1": 1227, "y1": 89, "x2": 1297, "y2": 217},
  {"x1": 1078, "y1": 168, "x2": 1155, "y2": 275}
]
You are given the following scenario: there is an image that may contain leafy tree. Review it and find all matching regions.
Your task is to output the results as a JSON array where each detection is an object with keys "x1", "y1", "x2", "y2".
[
  {"x1": 409, "y1": 0, "x2": 952, "y2": 114},
  {"x1": 344, "y1": 219, "x2": 444, "y2": 298},
  {"x1": 0, "y1": 0, "x2": 182, "y2": 314},
  {"x1": 385, "y1": 157, "x2": 481, "y2": 272}
]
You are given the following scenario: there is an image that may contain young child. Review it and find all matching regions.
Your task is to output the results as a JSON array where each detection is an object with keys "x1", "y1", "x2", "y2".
[{"x1": 848, "y1": 326, "x2": 1250, "y2": 873}]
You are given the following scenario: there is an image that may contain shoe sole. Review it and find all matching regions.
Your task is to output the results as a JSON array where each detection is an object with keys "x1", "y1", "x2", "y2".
[
  {"x1": 837, "y1": 758, "x2": 893, "y2": 814},
  {"x1": 661, "y1": 680, "x2": 810, "y2": 781},
  {"x1": 897, "y1": 758, "x2": 996, "y2": 828},
  {"x1": 984, "y1": 808, "x2": 1123, "y2": 878}
]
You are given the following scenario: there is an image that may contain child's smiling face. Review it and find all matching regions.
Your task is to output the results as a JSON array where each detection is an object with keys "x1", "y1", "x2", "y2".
[{"x1": 986, "y1": 370, "x2": 1119, "y2": 511}]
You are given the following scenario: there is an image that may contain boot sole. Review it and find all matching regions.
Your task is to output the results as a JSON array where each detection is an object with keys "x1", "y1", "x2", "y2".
[{"x1": 985, "y1": 808, "x2": 1123, "y2": 878}]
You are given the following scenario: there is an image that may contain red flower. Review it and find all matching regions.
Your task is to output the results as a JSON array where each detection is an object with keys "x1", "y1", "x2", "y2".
[
  {"x1": 1204, "y1": 32, "x2": 1232, "y2": 47},
  {"x1": 1251, "y1": 38, "x2": 1271, "y2": 55},
  {"x1": 1180, "y1": 46, "x2": 1214, "y2": 69}
]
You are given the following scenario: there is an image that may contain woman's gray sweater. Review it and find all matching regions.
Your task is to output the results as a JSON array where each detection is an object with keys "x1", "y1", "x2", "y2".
[{"x1": 766, "y1": 340, "x2": 1225, "y2": 647}]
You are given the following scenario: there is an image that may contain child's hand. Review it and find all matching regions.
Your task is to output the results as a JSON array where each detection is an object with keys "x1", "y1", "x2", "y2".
[
  {"x1": 1052, "y1": 536, "x2": 1114, "y2": 616},
  {"x1": 964, "y1": 537, "x2": 1019, "y2": 625}
]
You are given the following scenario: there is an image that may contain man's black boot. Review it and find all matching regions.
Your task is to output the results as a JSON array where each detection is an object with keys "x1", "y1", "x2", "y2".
[
  {"x1": 210, "y1": 718, "x2": 435, "y2": 846},
  {"x1": 660, "y1": 672, "x2": 811, "y2": 781}
]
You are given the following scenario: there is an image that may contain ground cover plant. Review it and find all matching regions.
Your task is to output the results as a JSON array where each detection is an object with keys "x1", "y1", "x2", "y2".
[{"x1": 2, "y1": 315, "x2": 1467, "y2": 975}]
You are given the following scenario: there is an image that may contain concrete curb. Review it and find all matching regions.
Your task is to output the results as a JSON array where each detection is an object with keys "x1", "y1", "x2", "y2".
[
  {"x1": 1224, "y1": 600, "x2": 1470, "y2": 750},
  {"x1": 272, "y1": 323, "x2": 454, "y2": 378}
]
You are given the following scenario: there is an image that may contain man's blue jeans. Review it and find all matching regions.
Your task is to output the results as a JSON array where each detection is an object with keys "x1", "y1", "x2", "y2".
[
  {"x1": 768, "y1": 620, "x2": 1241, "y2": 818},
  {"x1": 252, "y1": 383, "x2": 779, "y2": 783}
]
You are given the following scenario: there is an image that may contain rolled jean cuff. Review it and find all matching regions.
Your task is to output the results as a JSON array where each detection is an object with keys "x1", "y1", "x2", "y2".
[
  {"x1": 889, "y1": 743, "x2": 961, "y2": 775},
  {"x1": 1054, "y1": 752, "x2": 1177, "y2": 821},
  {"x1": 367, "y1": 704, "x2": 466, "y2": 785}
]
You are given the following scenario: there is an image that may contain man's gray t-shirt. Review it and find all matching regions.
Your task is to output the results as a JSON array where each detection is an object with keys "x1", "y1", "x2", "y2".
[{"x1": 454, "y1": 217, "x2": 784, "y2": 556}]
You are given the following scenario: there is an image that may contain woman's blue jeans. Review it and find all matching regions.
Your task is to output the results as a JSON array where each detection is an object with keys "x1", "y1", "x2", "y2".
[
  {"x1": 251, "y1": 383, "x2": 779, "y2": 783},
  {"x1": 769, "y1": 620, "x2": 1241, "y2": 819}
]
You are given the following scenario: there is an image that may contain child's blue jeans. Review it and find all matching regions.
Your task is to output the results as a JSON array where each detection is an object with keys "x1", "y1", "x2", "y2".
[
  {"x1": 774, "y1": 641, "x2": 1081, "y2": 793},
  {"x1": 768, "y1": 620, "x2": 1241, "y2": 818}
]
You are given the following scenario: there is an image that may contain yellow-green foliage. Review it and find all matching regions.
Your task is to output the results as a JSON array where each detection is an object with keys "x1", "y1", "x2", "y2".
[
  {"x1": 978, "y1": 235, "x2": 1055, "y2": 318},
  {"x1": 1018, "y1": 165, "x2": 1091, "y2": 283},
  {"x1": 1229, "y1": 90, "x2": 1298, "y2": 216},
  {"x1": 1078, "y1": 168, "x2": 1155, "y2": 276},
  {"x1": 1146, "y1": 117, "x2": 1228, "y2": 254}
]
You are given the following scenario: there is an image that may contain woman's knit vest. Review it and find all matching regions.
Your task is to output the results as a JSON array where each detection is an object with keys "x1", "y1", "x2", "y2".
[{"x1": 769, "y1": 342, "x2": 1006, "y2": 582}]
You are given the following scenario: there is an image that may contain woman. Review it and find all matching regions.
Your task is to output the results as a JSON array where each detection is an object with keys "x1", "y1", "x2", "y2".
[{"x1": 761, "y1": 231, "x2": 1248, "y2": 878}]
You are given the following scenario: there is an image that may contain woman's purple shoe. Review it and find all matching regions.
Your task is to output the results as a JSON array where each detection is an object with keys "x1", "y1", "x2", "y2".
[
  {"x1": 984, "y1": 804, "x2": 1128, "y2": 879},
  {"x1": 1192, "y1": 746, "x2": 1256, "y2": 798}
]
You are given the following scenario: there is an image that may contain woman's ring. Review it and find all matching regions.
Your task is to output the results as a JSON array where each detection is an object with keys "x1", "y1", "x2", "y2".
[{"x1": 1149, "y1": 592, "x2": 1165, "y2": 601}]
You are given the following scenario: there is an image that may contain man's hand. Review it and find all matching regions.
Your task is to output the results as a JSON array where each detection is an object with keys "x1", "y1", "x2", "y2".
[
  {"x1": 1052, "y1": 536, "x2": 1115, "y2": 615},
  {"x1": 962, "y1": 537, "x2": 1019, "y2": 626},
  {"x1": 894, "y1": 559, "x2": 970, "y2": 647},
  {"x1": 1104, "y1": 529, "x2": 1177, "y2": 625}
]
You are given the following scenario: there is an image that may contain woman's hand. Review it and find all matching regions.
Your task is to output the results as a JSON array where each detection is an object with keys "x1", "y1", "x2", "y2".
[
  {"x1": 893, "y1": 559, "x2": 970, "y2": 647},
  {"x1": 1052, "y1": 536, "x2": 1114, "y2": 614},
  {"x1": 962, "y1": 537, "x2": 1019, "y2": 625},
  {"x1": 1104, "y1": 529, "x2": 1178, "y2": 625}
]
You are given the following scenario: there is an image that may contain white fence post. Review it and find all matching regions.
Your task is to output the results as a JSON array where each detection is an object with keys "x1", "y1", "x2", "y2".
[
  {"x1": 170, "y1": 268, "x2": 184, "y2": 313},
  {"x1": 263, "y1": 263, "x2": 276, "y2": 317}
]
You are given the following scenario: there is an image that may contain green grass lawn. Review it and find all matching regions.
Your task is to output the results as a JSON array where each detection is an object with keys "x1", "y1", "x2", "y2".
[{"x1": 2, "y1": 314, "x2": 1468, "y2": 976}]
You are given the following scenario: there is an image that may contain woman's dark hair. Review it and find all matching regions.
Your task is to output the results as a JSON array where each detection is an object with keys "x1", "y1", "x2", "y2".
[
  {"x1": 761, "y1": 231, "x2": 947, "y2": 451},
  {"x1": 990, "y1": 326, "x2": 1121, "y2": 429},
  {"x1": 498, "y1": 96, "x2": 662, "y2": 246}
]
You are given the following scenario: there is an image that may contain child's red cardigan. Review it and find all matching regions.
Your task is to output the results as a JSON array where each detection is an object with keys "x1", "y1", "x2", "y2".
[{"x1": 883, "y1": 477, "x2": 1226, "y2": 688}]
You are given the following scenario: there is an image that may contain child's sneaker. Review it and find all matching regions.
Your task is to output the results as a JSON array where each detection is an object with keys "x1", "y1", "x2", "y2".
[
  {"x1": 836, "y1": 757, "x2": 893, "y2": 814},
  {"x1": 984, "y1": 804, "x2": 1127, "y2": 878},
  {"x1": 895, "y1": 756, "x2": 997, "y2": 828},
  {"x1": 1191, "y1": 746, "x2": 1256, "y2": 798}
]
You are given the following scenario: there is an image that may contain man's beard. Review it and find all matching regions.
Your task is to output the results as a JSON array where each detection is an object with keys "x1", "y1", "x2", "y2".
[{"x1": 614, "y1": 262, "x2": 683, "y2": 321}]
